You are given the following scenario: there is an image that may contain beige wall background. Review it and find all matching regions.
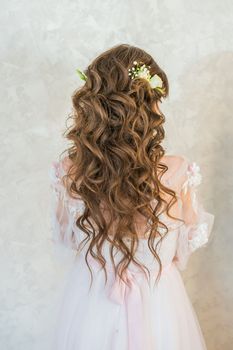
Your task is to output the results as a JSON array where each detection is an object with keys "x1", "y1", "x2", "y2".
[{"x1": 1, "y1": 0, "x2": 233, "y2": 349}]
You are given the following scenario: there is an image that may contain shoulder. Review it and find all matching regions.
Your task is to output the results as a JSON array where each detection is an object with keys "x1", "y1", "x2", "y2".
[
  {"x1": 56, "y1": 154, "x2": 74, "y2": 172},
  {"x1": 162, "y1": 154, "x2": 188, "y2": 167},
  {"x1": 49, "y1": 154, "x2": 74, "y2": 183},
  {"x1": 60, "y1": 155, "x2": 74, "y2": 173},
  {"x1": 161, "y1": 154, "x2": 190, "y2": 182},
  {"x1": 162, "y1": 154, "x2": 202, "y2": 190}
]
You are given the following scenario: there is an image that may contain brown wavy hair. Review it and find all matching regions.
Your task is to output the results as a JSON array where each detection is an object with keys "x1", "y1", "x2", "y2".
[{"x1": 60, "y1": 44, "x2": 183, "y2": 288}]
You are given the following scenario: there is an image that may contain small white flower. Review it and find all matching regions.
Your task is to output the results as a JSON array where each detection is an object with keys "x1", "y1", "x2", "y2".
[
  {"x1": 149, "y1": 74, "x2": 163, "y2": 89},
  {"x1": 137, "y1": 68, "x2": 150, "y2": 80}
]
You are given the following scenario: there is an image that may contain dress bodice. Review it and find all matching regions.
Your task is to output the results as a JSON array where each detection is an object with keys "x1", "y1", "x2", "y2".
[{"x1": 49, "y1": 153, "x2": 215, "y2": 273}]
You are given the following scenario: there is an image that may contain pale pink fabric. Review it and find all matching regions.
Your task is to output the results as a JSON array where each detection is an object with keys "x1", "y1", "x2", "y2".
[
  {"x1": 87, "y1": 253, "x2": 174, "y2": 350},
  {"x1": 48, "y1": 154, "x2": 215, "y2": 350}
]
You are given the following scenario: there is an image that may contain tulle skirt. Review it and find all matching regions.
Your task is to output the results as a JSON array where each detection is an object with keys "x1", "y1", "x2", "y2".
[{"x1": 50, "y1": 248, "x2": 207, "y2": 350}]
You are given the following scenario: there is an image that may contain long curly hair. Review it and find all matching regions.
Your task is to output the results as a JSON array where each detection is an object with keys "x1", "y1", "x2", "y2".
[{"x1": 60, "y1": 44, "x2": 183, "y2": 287}]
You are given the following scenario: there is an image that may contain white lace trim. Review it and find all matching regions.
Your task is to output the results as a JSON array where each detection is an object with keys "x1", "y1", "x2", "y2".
[
  {"x1": 188, "y1": 222, "x2": 209, "y2": 252},
  {"x1": 181, "y1": 162, "x2": 202, "y2": 195},
  {"x1": 181, "y1": 161, "x2": 203, "y2": 214},
  {"x1": 49, "y1": 161, "x2": 84, "y2": 218}
]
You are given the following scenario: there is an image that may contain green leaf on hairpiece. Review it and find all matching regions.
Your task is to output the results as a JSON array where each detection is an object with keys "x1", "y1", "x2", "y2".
[
  {"x1": 76, "y1": 68, "x2": 87, "y2": 81},
  {"x1": 155, "y1": 87, "x2": 166, "y2": 95}
]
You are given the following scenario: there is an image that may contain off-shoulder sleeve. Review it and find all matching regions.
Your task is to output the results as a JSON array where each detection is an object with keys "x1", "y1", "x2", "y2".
[
  {"x1": 173, "y1": 158, "x2": 215, "y2": 271},
  {"x1": 49, "y1": 158, "x2": 85, "y2": 254}
]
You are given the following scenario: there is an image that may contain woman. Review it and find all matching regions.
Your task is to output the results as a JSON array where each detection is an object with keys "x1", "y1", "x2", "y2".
[{"x1": 49, "y1": 43, "x2": 215, "y2": 350}]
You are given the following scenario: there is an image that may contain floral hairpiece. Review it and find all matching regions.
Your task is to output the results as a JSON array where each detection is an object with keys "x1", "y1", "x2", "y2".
[
  {"x1": 76, "y1": 63, "x2": 166, "y2": 95},
  {"x1": 128, "y1": 61, "x2": 166, "y2": 95}
]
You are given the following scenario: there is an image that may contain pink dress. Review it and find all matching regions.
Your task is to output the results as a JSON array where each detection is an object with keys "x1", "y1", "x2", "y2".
[{"x1": 49, "y1": 154, "x2": 215, "y2": 350}]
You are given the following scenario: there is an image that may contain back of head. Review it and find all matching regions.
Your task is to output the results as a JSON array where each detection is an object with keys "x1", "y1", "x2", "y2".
[{"x1": 62, "y1": 43, "x2": 179, "y2": 284}]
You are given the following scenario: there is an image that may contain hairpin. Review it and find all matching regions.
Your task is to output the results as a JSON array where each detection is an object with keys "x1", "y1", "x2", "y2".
[
  {"x1": 128, "y1": 61, "x2": 166, "y2": 95},
  {"x1": 76, "y1": 63, "x2": 166, "y2": 95}
]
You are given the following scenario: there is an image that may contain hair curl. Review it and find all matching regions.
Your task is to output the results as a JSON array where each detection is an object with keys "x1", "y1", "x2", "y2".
[{"x1": 60, "y1": 44, "x2": 183, "y2": 288}]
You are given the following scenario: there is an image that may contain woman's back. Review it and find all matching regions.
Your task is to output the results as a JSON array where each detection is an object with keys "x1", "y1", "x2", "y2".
[
  {"x1": 55, "y1": 153, "x2": 185, "y2": 239},
  {"x1": 49, "y1": 152, "x2": 214, "y2": 350},
  {"x1": 49, "y1": 44, "x2": 214, "y2": 350}
]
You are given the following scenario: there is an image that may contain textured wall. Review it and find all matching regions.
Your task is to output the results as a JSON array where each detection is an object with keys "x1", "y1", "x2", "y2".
[{"x1": 1, "y1": 0, "x2": 233, "y2": 349}]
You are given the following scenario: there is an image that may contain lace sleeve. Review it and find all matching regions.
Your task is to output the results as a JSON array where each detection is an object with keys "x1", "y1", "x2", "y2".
[
  {"x1": 173, "y1": 159, "x2": 215, "y2": 271},
  {"x1": 49, "y1": 158, "x2": 85, "y2": 254}
]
